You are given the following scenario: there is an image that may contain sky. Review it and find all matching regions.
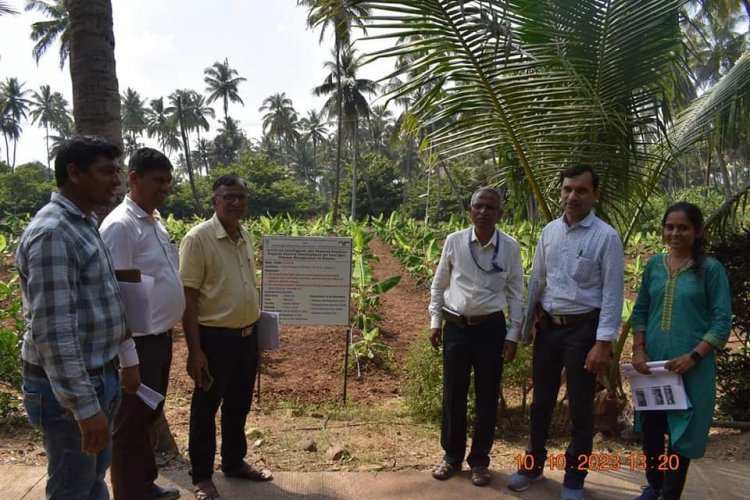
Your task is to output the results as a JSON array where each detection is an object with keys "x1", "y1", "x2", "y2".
[{"x1": 0, "y1": 0, "x2": 393, "y2": 166}]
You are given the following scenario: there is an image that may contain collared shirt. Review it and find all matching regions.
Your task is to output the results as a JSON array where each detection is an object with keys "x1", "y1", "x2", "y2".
[
  {"x1": 179, "y1": 213, "x2": 260, "y2": 328},
  {"x1": 429, "y1": 227, "x2": 525, "y2": 341},
  {"x1": 531, "y1": 211, "x2": 624, "y2": 341},
  {"x1": 100, "y1": 196, "x2": 185, "y2": 335},
  {"x1": 16, "y1": 192, "x2": 127, "y2": 420}
]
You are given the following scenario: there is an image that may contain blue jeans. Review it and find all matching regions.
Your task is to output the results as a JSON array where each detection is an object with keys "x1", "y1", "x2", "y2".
[{"x1": 22, "y1": 369, "x2": 121, "y2": 500}]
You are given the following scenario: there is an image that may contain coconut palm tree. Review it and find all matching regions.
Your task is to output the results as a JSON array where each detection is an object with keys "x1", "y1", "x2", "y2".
[
  {"x1": 29, "y1": 84, "x2": 69, "y2": 177},
  {"x1": 299, "y1": 109, "x2": 329, "y2": 190},
  {"x1": 166, "y1": 89, "x2": 202, "y2": 211},
  {"x1": 121, "y1": 87, "x2": 148, "y2": 143},
  {"x1": 67, "y1": 0, "x2": 121, "y2": 147},
  {"x1": 259, "y1": 92, "x2": 300, "y2": 163},
  {"x1": 0, "y1": 77, "x2": 32, "y2": 169},
  {"x1": 145, "y1": 97, "x2": 180, "y2": 155},
  {"x1": 298, "y1": 0, "x2": 371, "y2": 219},
  {"x1": 314, "y1": 46, "x2": 379, "y2": 218},
  {"x1": 1, "y1": 1, "x2": 18, "y2": 14},
  {"x1": 204, "y1": 58, "x2": 246, "y2": 121},
  {"x1": 25, "y1": 0, "x2": 69, "y2": 69}
]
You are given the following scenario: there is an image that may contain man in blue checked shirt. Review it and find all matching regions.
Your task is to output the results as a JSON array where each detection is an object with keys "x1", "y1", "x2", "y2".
[
  {"x1": 16, "y1": 135, "x2": 141, "y2": 500},
  {"x1": 507, "y1": 165, "x2": 624, "y2": 500}
]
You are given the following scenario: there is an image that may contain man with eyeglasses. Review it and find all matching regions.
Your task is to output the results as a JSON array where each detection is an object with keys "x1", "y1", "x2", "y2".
[
  {"x1": 101, "y1": 148, "x2": 183, "y2": 500},
  {"x1": 428, "y1": 187, "x2": 524, "y2": 487},
  {"x1": 179, "y1": 174, "x2": 272, "y2": 500}
]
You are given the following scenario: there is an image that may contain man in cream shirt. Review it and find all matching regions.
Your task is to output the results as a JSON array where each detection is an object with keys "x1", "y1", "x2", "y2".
[
  {"x1": 100, "y1": 147, "x2": 184, "y2": 499},
  {"x1": 428, "y1": 187, "x2": 525, "y2": 487},
  {"x1": 179, "y1": 174, "x2": 272, "y2": 500}
]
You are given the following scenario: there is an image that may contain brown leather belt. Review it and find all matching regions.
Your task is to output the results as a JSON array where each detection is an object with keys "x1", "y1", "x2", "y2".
[
  {"x1": 545, "y1": 309, "x2": 599, "y2": 326},
  {"x1": 23, "y1": 358, "x2": 119, "y2": 378},
  {"x1": 200, "y1": 324, "x2": 256, "y2": 338},
  {"x1": 442, "y1": 309, "x2": 504, "y2": 327}
]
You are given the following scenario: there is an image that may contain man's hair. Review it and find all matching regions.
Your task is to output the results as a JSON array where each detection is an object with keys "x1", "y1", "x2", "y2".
[
  {"x1": 212, "y1": 173, "x2": 247, "y2": 193},
  {"x1": 54, "y1": 135, "x2": 122, "y2": 187},
  {"x1": 470, "y1": 187, "x2": 503, "y2": 206},
  {"x1": 559, "y1": 164, "x2": 599, "y2": 190},
  {"x1": 128, "y1": 147, "x2": 172, "y2": 175}
]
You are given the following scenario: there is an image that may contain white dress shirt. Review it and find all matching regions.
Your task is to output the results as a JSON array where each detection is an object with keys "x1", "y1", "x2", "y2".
[
  {"x1": 531, "y1": 211, "x2": 624, "y2": 341},
  {"x1": 100, "y1": 196, "x2": 185, "y2": 336},
  {"x1": 429, "y1": 227, "x2": 525, "y2": 341}
]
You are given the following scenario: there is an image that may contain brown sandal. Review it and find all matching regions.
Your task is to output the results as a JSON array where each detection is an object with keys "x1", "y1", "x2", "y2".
[
  {"x1": 471, "y1": 465, "x2": 491, "y2": 486},
  {"x1": 223, "y1": 462, "x2": 273, "y2": 481},
  {"x1": 431, "y1": 459, "x2": 459, "y2": 480}
]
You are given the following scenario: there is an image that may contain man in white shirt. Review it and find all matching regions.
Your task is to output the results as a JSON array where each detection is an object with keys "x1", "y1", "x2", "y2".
[
  {"x1": 101, "y1": 148, "x2": 185, "y2": 500},
  {"x1": 428, "y1": 187, "x2": 525, "y2": 487}
]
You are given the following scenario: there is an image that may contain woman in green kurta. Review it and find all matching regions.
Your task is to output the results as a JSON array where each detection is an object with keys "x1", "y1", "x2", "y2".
[{"x1": 630, "y1": 202, "x2": 732, "y2": 500}]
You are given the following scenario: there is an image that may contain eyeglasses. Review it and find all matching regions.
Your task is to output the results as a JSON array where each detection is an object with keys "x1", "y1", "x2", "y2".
[
  {"x1": 471, "y1": 203, "x2": 500, "y2": 211},
  {"x1": 214, "y1": 193, "x2": 247, "y2": 203}
]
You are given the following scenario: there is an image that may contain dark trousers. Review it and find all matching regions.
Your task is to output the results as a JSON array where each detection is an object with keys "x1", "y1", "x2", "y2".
[
  {"x1": 641, "y1": 410, "x2": 691, "y2": 500},
  {"x1": 441, "y1": 314, "x2": 506, "y2": 468},
  {"x1": 111, "y1": 333, "x2": 173, "y2": 500},
  {"x1": 527, "y1": 318, "x2": 597, "y2": 488},
  {"x1": 189, "y1": 326, "x2": 259, "y2": 483}
]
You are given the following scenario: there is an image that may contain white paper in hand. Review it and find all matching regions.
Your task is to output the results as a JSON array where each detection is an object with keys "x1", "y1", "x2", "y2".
[
  {"x1": 257, "y1": 311, "x2": 281, "y2": 350},
  {"x1": 136, "y1": 383, "x2": 165, "y2": 410}
]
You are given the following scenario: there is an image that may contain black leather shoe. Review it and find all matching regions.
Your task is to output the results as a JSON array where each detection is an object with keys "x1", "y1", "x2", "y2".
[{"x1": 146, "y1": 483, "x2": 181, "y2": 499}]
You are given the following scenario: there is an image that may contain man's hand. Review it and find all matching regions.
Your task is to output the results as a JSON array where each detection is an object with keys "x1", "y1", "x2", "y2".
[
  {"x1": 120, "y1": 365, "x2": 141, "y2": 394},
  {"x1": 78, "y1": 411, "x2": 110, "y2": 455},
  {"x1": 632, "y1": 350, "x2": 651, "y2": 374},
  {"x1": 584, "y1": 341, "x2": 613, "y2": 374},
  {"x1": 665, "y1": 354, "x2": 697, "y2": 375},
  {"x1": 429, "y1": 328, "x2": 442, "y2": 349},
  {"x1": 503, "y1": 340, "x2": 517, "y2": 363},
  {"x1": 187, "y1": 349, "x2": 209, "y2": 388}
]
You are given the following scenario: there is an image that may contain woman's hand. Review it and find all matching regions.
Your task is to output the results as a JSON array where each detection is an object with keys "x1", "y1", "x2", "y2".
[
  {"x1": 665, "y1": 354, "x2": 697, "y2": 375},
  {"x1": 632, "y1": 350, "x2": 650, "y2": 374}
]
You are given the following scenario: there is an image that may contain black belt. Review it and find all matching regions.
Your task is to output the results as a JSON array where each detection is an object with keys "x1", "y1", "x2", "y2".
[
  {"x1": 544, "y1": 309, "x2": 599, "y2": 326},
  {"x1": 23, "y1": 358, "x2": 119, "y2": 378},
  {"x1": 199, "y1": 324, "x2": 256, "y2": 338},
  {"x1": 442, "y1": 309, "x2": 504, "y2": 327}
]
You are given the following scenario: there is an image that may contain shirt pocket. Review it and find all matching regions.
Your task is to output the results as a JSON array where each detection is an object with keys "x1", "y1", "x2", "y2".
[
  {"x1": 571, "y1": 256, "x2": 600, "y2": 286},
  {"x1": 489, "y1": 270, "x2": 509, "y2": 293}
]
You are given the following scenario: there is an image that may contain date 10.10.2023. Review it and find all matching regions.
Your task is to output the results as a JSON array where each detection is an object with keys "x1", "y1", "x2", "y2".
[{"x1": 514, "y1": 453, "x2": 681, "y2": 472}]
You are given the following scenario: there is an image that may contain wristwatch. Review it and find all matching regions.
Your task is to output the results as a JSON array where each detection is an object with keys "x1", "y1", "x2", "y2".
[{"x1": 689, "y1": 349, "x2": 703, "y2": 363}]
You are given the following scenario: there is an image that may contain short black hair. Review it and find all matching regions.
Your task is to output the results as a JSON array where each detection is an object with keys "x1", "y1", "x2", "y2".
[
  {"x1": 54, "y1": 135, "x2": 122, "y2": 187},
  {"x1": 559, "y1": 164, "x2": 599, "y2": 190},
  {"x1": 212, "y1": 173, "x2": 247, "y2": 192},
  {"x1": 128, "y1": 147, "x2": 172, "y2": 175}
]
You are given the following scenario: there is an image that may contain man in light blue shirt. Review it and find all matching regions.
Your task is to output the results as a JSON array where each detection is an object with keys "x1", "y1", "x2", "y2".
[{"x1": 508, "y1": 165, "x2": 624, "y2": 500}]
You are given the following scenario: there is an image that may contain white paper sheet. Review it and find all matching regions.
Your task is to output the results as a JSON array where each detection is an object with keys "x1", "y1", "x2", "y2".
[
  {"x1": 621, "y1": 361, "x2": 689, "y2": 411},
  {"x1": 257, "y1": 311, "x2": 281, "y2": 350},
  {"x1": 117, "y1": 274, "x2": 155, "y2": 334},
  {"x1": 135, "y1": 383, "x2": 165, "y2": 410}
]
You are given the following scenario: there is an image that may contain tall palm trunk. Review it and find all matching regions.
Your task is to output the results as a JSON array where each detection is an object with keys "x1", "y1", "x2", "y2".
[
  {"x1": 176, "y1": 97, "x2": 201, "y2": 213},
  {"x1": 350, "y1": 122, "x2": 358, "y2": 219},
  {"x1": 311, "y1": 136, "x2": 318, "y2": 191},
  {"x1": 44, "y1": 121, "x2": 51, "y2": 180},
  {"x1": 68, "y1": 0, "x2": 122, "y2": 148},
  {"x1": 353, "y1": 125, "x2": 375, "y2": 215},
  {"x1": 11, "y1": 137, "x2": 17, "y2": 170},
  {"x1": 332, "y1": 40, "x2": 344, "y2": 221},
  {"x1": 2, "y1": 132, "x2": 9, "y2": 166}
]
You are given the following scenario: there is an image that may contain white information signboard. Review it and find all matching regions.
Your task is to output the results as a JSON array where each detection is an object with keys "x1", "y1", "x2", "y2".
[{"x1": 261, "y1": 236, "x2": 352, "y2": 326}]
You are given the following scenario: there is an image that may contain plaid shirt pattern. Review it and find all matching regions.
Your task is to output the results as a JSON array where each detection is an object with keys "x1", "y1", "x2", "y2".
[{"x1": 17, "y1": 192, "x2": 127, "y2": 420}]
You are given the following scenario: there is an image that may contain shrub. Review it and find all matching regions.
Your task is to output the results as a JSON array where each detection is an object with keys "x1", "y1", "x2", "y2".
[{"x1": 710, "y1": 229, "x2": 750, "y2": 422}]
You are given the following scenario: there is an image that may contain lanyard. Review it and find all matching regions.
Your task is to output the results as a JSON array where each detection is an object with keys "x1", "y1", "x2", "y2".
[{"x1": 468, "y1": 229, "x2": 503, "y2": 273}]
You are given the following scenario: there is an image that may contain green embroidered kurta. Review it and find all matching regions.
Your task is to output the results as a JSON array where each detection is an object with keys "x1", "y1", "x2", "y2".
[{"x1": 631, "y1": 254, "x2": 732, "y2": 458}]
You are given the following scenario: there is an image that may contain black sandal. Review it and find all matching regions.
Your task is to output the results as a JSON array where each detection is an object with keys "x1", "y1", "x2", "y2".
[{"x1": 431, "y1": 459, "x2": 459, "y2": 480}]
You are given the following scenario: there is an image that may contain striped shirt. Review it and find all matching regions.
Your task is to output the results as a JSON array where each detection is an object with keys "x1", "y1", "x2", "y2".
[
  {"x1": 532, "y1": 211, "x2": 624, "y2": 341},
  {"x1": 17, "y1": 192, "x2": 127, "y2": 420},
  {"x1": 429, "y1": 227, "x2": 525, "y2": 341}
]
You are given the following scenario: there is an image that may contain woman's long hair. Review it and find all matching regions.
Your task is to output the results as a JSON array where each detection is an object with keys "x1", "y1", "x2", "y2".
[{"x1": 662, "y1": 202, "x2": 706, "y2": 274}]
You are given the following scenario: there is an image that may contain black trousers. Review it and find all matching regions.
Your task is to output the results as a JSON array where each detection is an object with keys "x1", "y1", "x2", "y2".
[
  {"x1": 189, "y1": 326, "x2": 259, "y2": 483},
  {"x1": 527, "y1": 318, "x2": 597, "y2": 488},
  {"x1": 440, "y1": 314, "x2": 506, "y2": 468},
  {"x1": 641, "y1": 410, "x2": 691, "y2": 500},
  {"x1": 111, "y1": 333, "x2": 173, "y2": 500}
]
